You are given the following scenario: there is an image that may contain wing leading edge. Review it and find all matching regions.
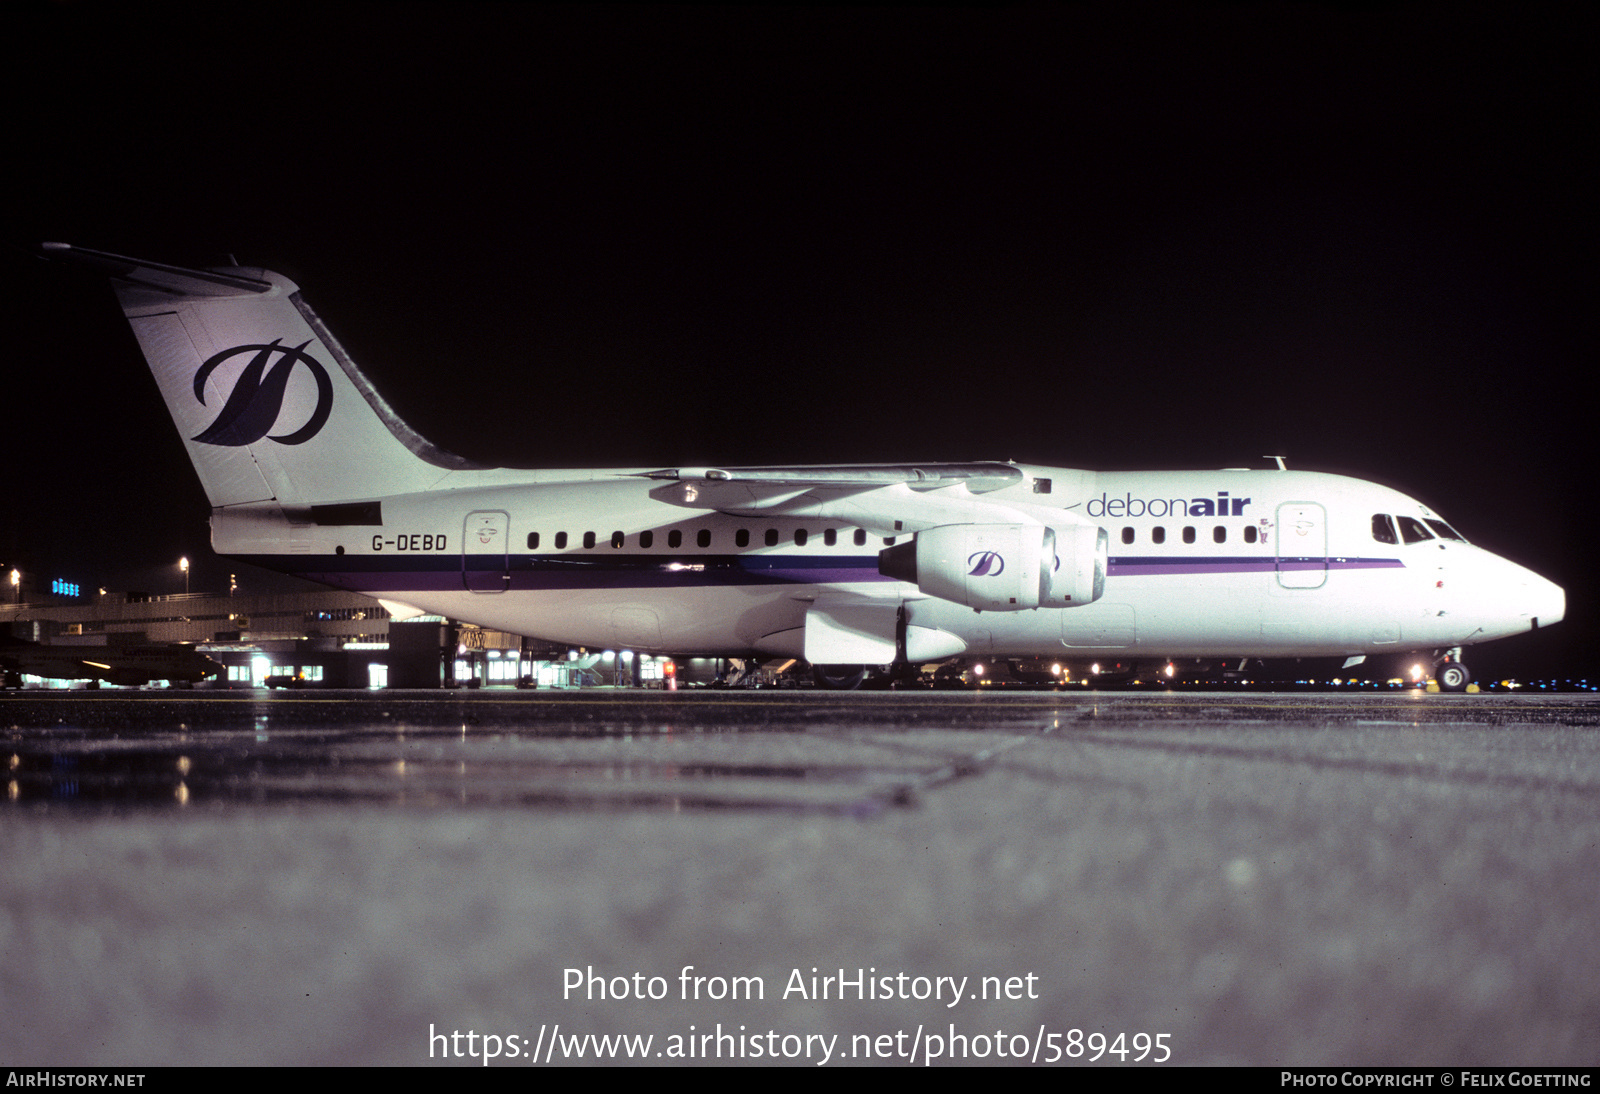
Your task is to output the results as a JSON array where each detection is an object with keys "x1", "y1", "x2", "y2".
[
  {"x1": 642, "y1": 462, "x2": 1094, "y2": 540},
  {"x1": 641, "y1": 463, "x2": 1024, "y2": 492}
]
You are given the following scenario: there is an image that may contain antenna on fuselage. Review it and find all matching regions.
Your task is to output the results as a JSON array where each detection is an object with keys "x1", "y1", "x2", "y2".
[{"x1": 1264, "y1": 455, "x2": 1288, "y2": 471}]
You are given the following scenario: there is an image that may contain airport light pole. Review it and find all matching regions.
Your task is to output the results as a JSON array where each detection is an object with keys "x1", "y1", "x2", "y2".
[{"x1": 180, "y1": 557, "x2": 189, "y2": 595}]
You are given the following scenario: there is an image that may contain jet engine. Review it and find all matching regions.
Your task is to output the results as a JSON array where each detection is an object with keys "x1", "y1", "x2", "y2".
[{"x1": 878, "y1": 523, "x2": 1106, "y2": 611}]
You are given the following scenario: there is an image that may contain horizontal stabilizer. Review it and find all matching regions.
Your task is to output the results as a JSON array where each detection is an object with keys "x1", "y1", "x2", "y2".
[{"x1": 39, "y1": 243, "x2": 271, "y2": 298}]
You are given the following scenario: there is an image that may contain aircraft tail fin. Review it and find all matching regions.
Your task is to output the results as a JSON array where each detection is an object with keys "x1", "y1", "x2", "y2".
[{"x1": 41, "y1": 243, "x2": 486, "y2": 508}]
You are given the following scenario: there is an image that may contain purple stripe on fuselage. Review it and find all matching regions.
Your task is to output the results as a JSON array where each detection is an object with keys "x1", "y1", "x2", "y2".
[
  {"x1": 1109, "y1": 556, "x2": 1404, "y2": 576},
  {"x1": 254, "y1": 553, "x2": 1406, "y2": 595},
  {"x1": 247, "y1": 554, "x2": 893, "y2": 595}
]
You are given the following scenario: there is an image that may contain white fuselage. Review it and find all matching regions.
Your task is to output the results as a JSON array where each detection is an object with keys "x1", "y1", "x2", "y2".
[{"x1": 212, "y1": 465, "x2": 1564, "y2": 662}]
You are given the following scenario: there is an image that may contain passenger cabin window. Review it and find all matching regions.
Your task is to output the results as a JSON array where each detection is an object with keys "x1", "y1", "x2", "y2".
[
  {"x1": 1121, "y1": 527, "x2": 1135, "y2": 545},
  {"x1": 640, "y1": 531, "x2": 654, "y2": 549},
  {"x1": 1243, "y1": 525, "x2": 1257, "y2": 544},
  {"x1": 1213, "y1": 526, "x2": 1226, "y2": 543},
  {"x1": 583, "y1": 531, "x2": 596, "y2": 549},
  {"x1": 854, "y1": 529, "x2": 867, "y2": 547},
  {"x1": 610, "y1": 531, "x2": 624, "y2": 548},
  {"x1": 824, "y1": 528, "x2": 837, "y2": 547},
  {"x1": 794, "y1": 529, "x2": 808, "y2": 546},
  {"x1": 764, "y1": 529, "x2": 779, "y2": 547},
  {"x1": 1397, "y1": 516, "x2": 1434, "y2": 544},
  {"x1": 1182, "y1": 526, "x2": 1196, "y2": 544},
  {"x1": 735, "y1": 529, "x2": 749, "y2": 548},
  {"x1": 697, "y1": 529, "x2": 712, "y2": 548},
  {"x1": 1151, "y1": 526, "x2": 1165, "y2": 545},
  {"x1": 555, "y1": 532, "x2": 568, "y2": 549},
  {"x1": 527, "y1": 532, "x2": 539, "y2": 549},
  {"x1": 1371, "y1": 514, "x2": 1398, "y2": 544},
  {"x1": 667, "y1": 530, "x2": 682, "y2": 548}
]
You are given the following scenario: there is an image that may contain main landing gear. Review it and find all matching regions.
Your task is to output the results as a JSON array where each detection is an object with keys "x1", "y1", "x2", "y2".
[
  {"x1": 810, "y1": 663, "x2": 921, "y2": 690},
  {"x1": 811, "y1": 664, "x2": 868, "y2": 691}
]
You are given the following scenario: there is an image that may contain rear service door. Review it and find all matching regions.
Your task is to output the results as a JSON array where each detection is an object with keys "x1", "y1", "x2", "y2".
[{"x1": 463, "y1": 510, "x2": 510, "y2": 593}]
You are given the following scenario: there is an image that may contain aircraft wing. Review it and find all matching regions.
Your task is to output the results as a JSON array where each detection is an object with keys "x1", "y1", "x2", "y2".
[
  {"x1": 643, "y1": 462, "x2": 1087, "y2": 537},
  {"x1": 641, "y1": 463, "x2": 1024, "y2": 493}
]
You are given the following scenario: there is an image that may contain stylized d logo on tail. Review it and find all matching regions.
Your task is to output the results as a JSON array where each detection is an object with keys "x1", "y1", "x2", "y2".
[{"x1": 192, "y1": 339, "x2": 333, "y2": 446}]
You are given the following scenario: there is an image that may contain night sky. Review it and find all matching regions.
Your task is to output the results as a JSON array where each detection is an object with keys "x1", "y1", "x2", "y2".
[{"x1": 6, "y1": 3, "x2": 1593, "y2": 679}]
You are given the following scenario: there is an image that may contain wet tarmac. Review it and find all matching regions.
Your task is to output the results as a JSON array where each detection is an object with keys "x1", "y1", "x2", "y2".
[{"x1": 3, "y1": 689, "x2": 1597, "y2": 1066}]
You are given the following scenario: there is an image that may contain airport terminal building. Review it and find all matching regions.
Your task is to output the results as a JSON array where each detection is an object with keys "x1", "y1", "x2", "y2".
[{"x1": 0, "y1": 585, "x2": 677, "y2": 689}]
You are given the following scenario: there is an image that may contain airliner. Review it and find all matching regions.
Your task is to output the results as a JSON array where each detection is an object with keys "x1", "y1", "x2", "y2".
[{"x1": 39, "y1": 244, "x2": 1564, "y2": 690}]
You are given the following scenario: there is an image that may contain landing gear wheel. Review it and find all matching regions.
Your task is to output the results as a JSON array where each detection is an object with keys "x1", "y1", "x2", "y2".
[
  {"x1": 1436, "y1": 661, "x2": 1471, "y2": 692},
  {"x1": 812, "y1": 664, "x2": 866, "y2": 691}
]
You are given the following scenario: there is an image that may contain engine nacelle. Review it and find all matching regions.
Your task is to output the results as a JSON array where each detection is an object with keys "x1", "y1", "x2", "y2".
[
  {"x1": 879, "y1": 523, "x2": 1106, "y2": 611},
  {"x1": 1053, "y1": 522, "x2": 1107, "y2": 607}
]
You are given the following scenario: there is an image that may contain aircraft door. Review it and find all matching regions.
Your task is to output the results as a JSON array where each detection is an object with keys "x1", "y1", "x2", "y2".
[
  {"x1": 1275, "y1": 502, "x2": 1328, "y2": 589},
  {"x1": 463, "y1": 510, "x2": 511, "y2": 593}
]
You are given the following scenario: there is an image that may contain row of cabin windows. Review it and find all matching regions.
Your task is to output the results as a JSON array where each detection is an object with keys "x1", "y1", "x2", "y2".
[
  {"x1": 1119, "y1": 524, "x2": 1260, "y2": 545},
  {"x1": 1115, "y1": 513, "x2": 1466, "y2": 549},
  {"x1": 514, "y1": 515, "x2": 1468, "y2": 552},
  {"x1": 526, "y1": 527, "x2": 882, "y2": 551},
  {"x1": 528, "y1": 524, "x2": 1277, "y2": 550},
  {"x1": 1371, "y1": 513, "x2": 1464, "y2": 545}
]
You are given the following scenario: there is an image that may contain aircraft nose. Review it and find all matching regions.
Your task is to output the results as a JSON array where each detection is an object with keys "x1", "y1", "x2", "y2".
[
  {"x1": 1526, "y1": 572, "x2": 1565, "y2": 630},
  {"x1": 1466, "y1": 551, "x2": 1565, "y2": 638},
  {"x1": 1497, "y1": 557, "x2": 1564, "y2": 632}
]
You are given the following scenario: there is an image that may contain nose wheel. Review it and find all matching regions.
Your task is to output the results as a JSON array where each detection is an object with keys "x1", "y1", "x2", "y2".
[{"x1": 1435, "y1": 649, "x2": 1472, "y2": 692}]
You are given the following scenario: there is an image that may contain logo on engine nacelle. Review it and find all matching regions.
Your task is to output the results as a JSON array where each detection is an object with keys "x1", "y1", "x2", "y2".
[{"x1": 967, "y1": 551, "x2": 1005, "y2": 577}]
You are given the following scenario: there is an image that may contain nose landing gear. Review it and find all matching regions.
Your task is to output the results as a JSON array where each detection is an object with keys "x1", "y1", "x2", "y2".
[{"x1": 1435, "y1": 647, "x2": 1472, "y2": 692}]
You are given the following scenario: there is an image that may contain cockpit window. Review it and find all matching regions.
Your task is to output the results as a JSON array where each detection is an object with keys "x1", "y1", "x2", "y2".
[
  {"x1": 1424, "y1": 518, "x2": 1465, "y2": 542},
  {"x1": 1371, "y1": 514, "x2": 1398, "y2": 544},
  {"x1": 1397, "y1": 515, "x2": 1434, "y2": 544}
]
